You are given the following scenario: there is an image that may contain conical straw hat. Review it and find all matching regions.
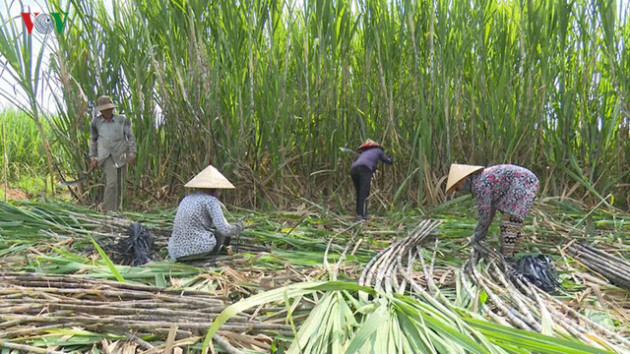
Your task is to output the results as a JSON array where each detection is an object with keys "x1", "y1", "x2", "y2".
[
  {"x1": 445, "y1": 164, "x2": 484, "y2": 193},
  {"x1": 184, "y1": 165, "x2": 235, "y2": 189},
  {"x1": 357, "y1": 139, "x2": 381, "y2": 152}
]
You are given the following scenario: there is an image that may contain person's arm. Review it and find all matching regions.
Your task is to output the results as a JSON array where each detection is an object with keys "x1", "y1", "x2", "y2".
[
  {"x1": 379, "y1": 149, "x2": 393, "y2": 164},
  {"x1": 472, "y1": 188, "x2": 495, "y2": 241},
  {"x1": 206, "y1": 197, "x2": 243, "y2": 236},
  {"x1": 89, "y1": 119, "x2": 99, "y2": 167},
  {"x1": 123, "y1": 117, "x2": 137, "y2": 162}
]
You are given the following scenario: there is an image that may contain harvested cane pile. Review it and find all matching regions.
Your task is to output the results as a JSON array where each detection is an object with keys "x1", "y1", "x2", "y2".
[
  {"x1": 568, "y1": 242, "x2": 630, "y2": 292},
  {"x1": 2, "y1": 199, "x2": 629, "y2": 352},
  {"x1": 358, "y1": 219, "x2": 453, "y2": 292},
  {"x1": 0, "y1": 272, "x2": 289, "y2": 353},
  {"x1": 357, "y1": 218, "x2": 630, "y2": 353},
  {"x1": 461, "y1": 246, "x2": 630, "y2": 353}
]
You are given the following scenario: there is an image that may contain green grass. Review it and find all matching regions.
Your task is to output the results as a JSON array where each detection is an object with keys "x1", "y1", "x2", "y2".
[
  {"x1": 0, "y1": 109, "x2": 82, "y2": 199},
  {"x1": 0, "y1": 110, "x2": 54, "y2": 196},
  {"x1": 0, "y1": 109, "x2": 49, "y2": 170}
]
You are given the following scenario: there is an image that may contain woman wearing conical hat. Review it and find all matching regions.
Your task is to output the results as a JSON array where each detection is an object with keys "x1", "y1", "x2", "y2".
[
  {"x1": 445, "y1": 164, "x2": 539, "y2": 259},
  {"x1": 350, "y1": 139, "x2": 393, "y2": 221},
  {"x1": 168, "y1": 165, "x2": 243, "y2": 261}
]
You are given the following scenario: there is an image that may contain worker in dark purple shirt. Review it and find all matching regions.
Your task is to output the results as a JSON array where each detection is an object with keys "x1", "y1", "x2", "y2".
[{"x1": 350, "y1": 139, "x2": 393, "y2": 221}]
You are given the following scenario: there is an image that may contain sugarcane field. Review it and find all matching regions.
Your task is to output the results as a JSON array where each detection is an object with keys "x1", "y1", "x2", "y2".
[{"x1": 1, "y1": 0, "x2": 630, "y2": 353}]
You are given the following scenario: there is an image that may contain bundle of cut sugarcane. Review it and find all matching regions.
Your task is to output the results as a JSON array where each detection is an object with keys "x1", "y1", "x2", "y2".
[
  {"x1": 361, "y1": 222, "x2": 630, "y2": 352},
  {"x1": 357, "y1": 220, "x2": 629, "y2": 352},
  {"x1": 0, "y1": 272, "x2": 288, "y2": 352},
  {"x1": 358, "y1": 219, "x2": 445, "y2": 293},
  {"x1": 460, "y1": 248, "x2": 630, "y2": 352},
  {"x1": 568, "y1": 242, "x2": 630, "y2": 291}
]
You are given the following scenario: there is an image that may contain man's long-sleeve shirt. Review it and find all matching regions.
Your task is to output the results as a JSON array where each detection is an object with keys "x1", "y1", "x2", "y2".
[{"x1": 89, "y1": 114, "x2": 137, "y2": 167}]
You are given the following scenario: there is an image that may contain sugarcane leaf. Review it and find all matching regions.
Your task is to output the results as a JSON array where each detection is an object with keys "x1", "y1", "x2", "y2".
[
  {"x1": 345, "y1": 299, "x2": 388, "y2": 353},
  {"x1": 89, "y1": 237, "x2": 125, "y2": 283},
  {"x1": 479, "y1": 289, "x2": 488, "y2": 305},
  {"x1": 465, "y1": 318, "x2": 611, "y2": 354},
  {"x1": 52, "y1": 247, "x2": 89, "y2": 263},
  {"x1": 203, "y1": 281, "x2": 376, "y2": 351}
]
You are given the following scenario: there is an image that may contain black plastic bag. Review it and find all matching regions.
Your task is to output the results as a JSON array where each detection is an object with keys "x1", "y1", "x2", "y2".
[
  {"x1": 512, "y1": 254, "x2": 560, "y2": 292},
  {"x1": 110, "y1": 222, "x2": 154, "y2": 266}
]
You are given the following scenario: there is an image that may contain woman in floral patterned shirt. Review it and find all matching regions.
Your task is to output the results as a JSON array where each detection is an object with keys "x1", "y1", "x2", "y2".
[{"x1": 445, "y1": 164, "x2": 539, "y2": 258}]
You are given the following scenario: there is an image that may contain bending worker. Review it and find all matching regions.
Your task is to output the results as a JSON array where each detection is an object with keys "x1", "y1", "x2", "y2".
[
  {"x1": 445, "y1": 164, "x2": 539, "y2": 259},
  {"x1": 350, "y1": 139, "x2": 393, "y2": 221},
  {"x1": 168, "y1": 165, "x2": 243, "y2": 261}
]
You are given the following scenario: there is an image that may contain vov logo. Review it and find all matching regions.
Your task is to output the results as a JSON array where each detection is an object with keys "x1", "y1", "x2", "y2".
[{"x1": 20, "y1": 12, "x2": 67, "y2": 34}]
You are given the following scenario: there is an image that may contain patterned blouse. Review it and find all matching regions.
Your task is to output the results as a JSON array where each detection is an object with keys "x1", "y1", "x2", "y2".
[
  {"x1": 471, "y1": 164, "x2": 539, "y2": 240},
  {"x1": 168, "y1": 192, "x2": 242, "y2": 259}
]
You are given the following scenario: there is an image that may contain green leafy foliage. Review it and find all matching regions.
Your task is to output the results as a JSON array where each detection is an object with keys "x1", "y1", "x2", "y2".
[{"x1": 1, "y1": 0, "x2": 626, "y2": 208}]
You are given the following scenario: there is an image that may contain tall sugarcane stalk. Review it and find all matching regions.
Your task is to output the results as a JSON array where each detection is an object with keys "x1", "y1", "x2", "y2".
[{"x1": 2, "y1": 0, "x2": 618, "y2": 209}]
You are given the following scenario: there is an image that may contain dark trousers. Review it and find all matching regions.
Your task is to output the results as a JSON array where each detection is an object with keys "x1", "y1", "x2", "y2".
[
  {"x1": 176, "y1": 235, "x2": 231, "y2": 262},
  {"x1": 350, "y1": 165, "x2": 372, "y2": 218}
]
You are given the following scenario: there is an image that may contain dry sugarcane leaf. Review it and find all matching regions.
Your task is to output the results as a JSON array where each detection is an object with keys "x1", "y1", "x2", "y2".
[
  {"x1": 165, "y1": 324, "x2": 178, "y2": 354},
  {"x1": 121, "y1": 341, "x2": 137, "y2": 354},
  {"x1": 100, "y1": 339, "x2": 114, "y2": 354},
  {"x1": 222, "y1": 266, "x2": 250, "y2": 284}
]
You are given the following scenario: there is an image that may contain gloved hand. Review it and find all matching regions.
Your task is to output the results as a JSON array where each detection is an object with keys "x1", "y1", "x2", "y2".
[{"x1": 235, "y1": 220, "x2": 244, "y2": 232}]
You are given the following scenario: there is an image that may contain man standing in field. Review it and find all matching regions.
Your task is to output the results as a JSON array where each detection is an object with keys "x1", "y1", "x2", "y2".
[
  {"x1": 89, "y1": 95, "x2": 137, "y2": 212},
  {"x1": 445, "y1": 164, "x2": 539, "y2": 259}
]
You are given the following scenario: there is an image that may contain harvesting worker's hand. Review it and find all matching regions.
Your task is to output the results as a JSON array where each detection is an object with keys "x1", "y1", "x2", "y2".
[
  {"x1": 127, "y1": 155, "x2": 136, "y2": 167},
  {"x1": 235, "y1": 220, "x2": 244, "y2": 232},
  {"x1": 89, "y1": 159, "x2": 98, "y2": 169}
]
